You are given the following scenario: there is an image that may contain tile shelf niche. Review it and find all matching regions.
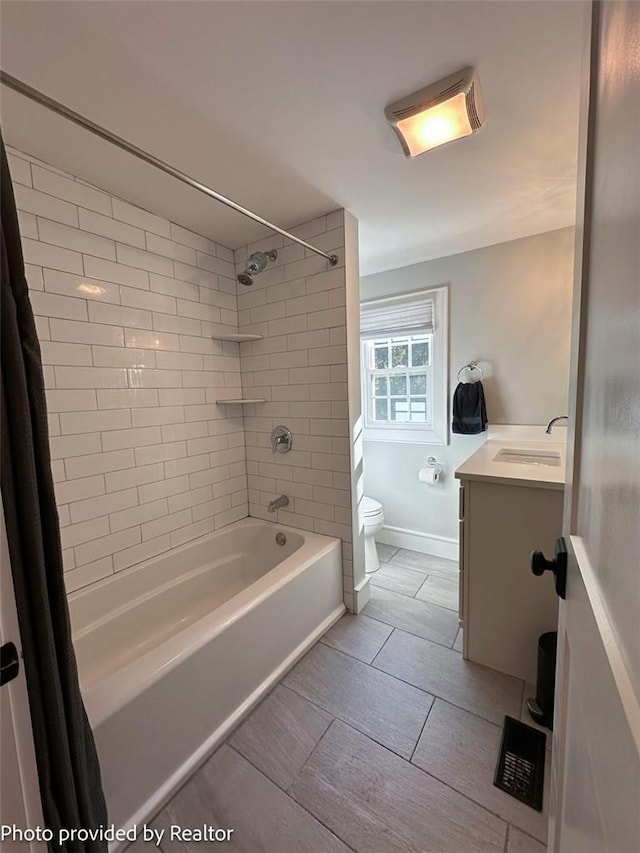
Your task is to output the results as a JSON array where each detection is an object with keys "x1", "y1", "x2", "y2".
[
  {"x1": 213, "y1": 332, "x2": 266, "y2": 405},
  {"x1": 216, "y1": 398, "x2": 267, "y2": 405},
  {"x1": 211, "y1": 333, "x2": 264, "y2": 342}
]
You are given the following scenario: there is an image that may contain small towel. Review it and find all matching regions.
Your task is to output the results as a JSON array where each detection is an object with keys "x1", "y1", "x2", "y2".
[{"x1": 452, "y1": 380, "x2": 488, "y2": 434}]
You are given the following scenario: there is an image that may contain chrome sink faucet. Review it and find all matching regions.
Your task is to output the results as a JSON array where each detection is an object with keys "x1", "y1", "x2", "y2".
[
  {"x1": 545, "y1": 415, "x2": 568, "y2": 434},
  {"x1": 268, "y1": 495, "x2": 289, "y2": 513}
]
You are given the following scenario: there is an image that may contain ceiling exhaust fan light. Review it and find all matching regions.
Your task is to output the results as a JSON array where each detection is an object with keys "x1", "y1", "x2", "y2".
[
  {"x1": 396, "y1": 93, "x2": 473, "y2": 156},
  {"x1": 386, "y1": 68, "x2": 484, "y2": 157}
]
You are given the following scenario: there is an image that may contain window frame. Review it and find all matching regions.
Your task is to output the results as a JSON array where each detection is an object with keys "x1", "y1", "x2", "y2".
[{"x1": 361, "y1": 287, "x2": 448, "y2": 445}]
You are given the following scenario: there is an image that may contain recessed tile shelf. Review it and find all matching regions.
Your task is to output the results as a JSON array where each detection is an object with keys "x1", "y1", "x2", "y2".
[
  {"x1": 211, "y1": 334, "x2": 264, "y2": 342},
  {"x1": 215, "y1": 398, "x2": 267, "y2": 405}
]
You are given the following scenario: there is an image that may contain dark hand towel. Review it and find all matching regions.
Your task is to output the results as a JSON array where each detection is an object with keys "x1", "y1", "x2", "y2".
[{"x1": 452, "y1": 380, "x2": 488, "y2": 434}]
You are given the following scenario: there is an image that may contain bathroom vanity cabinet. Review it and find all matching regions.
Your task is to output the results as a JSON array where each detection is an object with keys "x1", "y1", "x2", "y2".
[{"x1": 456, "y1": 438, "x2": 564, "y2": 684}]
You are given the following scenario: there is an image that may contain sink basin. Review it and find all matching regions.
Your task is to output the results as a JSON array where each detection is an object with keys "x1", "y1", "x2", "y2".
[{"x1": 494, "y1": 448, "x2": 562, "y2": 467}]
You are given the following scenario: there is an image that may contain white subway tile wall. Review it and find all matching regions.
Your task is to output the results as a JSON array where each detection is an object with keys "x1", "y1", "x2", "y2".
[
  {"x1": 10, "y1": 146, "x2": 355, "y2": 609},
  {"x1": 9, "y1": 147, "x2": 248, "y2": 594},
  {"x1": 235, "y1": 214, "x2": 356, "y2": 610}
]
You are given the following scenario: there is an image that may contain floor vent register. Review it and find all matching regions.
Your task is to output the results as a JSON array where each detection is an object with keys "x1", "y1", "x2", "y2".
[{"x1": 494, "y1": 715, "x2": 546, "y2": 811}]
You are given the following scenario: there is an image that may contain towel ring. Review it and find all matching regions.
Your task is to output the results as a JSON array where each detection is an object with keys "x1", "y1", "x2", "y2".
[{"x1": 457, "y1": 362, "x2": 484, "y2": 382}]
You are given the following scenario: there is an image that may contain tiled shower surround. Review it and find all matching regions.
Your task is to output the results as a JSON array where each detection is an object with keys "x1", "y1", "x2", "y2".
[
  {"x1": 8, "y1": 146, "x2": 357, "y2": 606},
  {"x1": 234, "y1": 221, "x2": 356, "y2": 602}
]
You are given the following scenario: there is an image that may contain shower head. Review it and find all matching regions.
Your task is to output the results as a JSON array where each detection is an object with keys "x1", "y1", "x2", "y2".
[{"x1": 237, "y1": 249, "x2": 278, "y2": 286}]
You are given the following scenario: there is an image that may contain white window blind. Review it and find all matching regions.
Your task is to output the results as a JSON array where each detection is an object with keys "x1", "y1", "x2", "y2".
[{"x1": 360, "y1": 292, "x2": 435, "y2": 339}]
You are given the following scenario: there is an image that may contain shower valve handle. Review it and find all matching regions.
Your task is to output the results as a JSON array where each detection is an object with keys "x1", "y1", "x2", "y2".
[{"x1": 271, "y1": 425, "x2": 293, "y2": 454}]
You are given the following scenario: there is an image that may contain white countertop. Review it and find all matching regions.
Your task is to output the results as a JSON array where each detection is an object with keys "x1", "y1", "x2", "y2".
[{"x1": 454, "y1": 426, "x2": 566, "y2": 490}]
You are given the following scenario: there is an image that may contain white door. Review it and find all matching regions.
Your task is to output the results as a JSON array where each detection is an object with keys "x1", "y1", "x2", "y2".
[
  {"x1": 0, "y1": 501, "x2": 45, "y2": 850},
  {"x1": 550, "y1": 1, "x2": 640, "y2": 851}
]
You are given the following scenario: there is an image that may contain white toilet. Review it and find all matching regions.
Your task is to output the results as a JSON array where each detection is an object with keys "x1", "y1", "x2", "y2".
[{"x1": 363, "y1": 496, "x2": 384, "y2": 572}]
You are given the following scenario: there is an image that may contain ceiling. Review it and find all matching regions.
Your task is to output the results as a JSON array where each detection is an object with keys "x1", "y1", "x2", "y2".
[{"x1": 0, "y1": 1, "x2": 584, "y2": 275}]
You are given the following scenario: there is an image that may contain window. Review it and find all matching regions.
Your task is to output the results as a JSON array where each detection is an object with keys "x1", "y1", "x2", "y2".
[
  {"x1": 365, "y1": 333, "x2": 432, "y2": 424},
  {"x1": 361, "y1": 287, "x2": 448, "y2": 444}
]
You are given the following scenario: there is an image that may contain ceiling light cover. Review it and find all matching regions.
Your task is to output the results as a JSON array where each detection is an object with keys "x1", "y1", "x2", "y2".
[{"x1": 386, "y1": 67, "x2": 484, "y2": 157}]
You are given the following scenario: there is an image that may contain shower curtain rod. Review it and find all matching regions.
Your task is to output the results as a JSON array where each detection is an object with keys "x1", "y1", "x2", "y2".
[{"x1": 0, "y1": 71, "x2": 339, "y2": 266}]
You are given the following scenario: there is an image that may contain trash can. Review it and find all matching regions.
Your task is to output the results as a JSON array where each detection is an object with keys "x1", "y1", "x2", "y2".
[{"x1": 525, "y1": 631, "x2": 558, "y2": 730}]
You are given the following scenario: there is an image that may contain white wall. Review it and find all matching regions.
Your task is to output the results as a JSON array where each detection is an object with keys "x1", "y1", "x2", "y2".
[
  {"x1": 360, "y1": 227, "x2": 574, "y2": 545},
  {"x1": 9, "y1": 146, "x2": 247, "y2": 593}
]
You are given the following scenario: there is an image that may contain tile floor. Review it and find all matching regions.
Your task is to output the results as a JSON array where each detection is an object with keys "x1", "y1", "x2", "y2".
[{"x1": 131, "y1": 546, "x2": 550, "y2": 853}]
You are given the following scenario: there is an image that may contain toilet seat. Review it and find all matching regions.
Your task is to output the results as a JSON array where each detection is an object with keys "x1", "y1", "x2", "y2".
[{"x1": 363, "y1": 496, "x2": 383, "y2": 517}]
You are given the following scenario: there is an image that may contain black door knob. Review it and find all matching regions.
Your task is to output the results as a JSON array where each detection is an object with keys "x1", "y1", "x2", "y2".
[
  {"x1": 530, "y1": 537, "x2": 567, "y2": 599},
  {"x1": 531, "y1": 551, "x2": 555, "y2": 576},
  {"x1": 0, "y1": 642, "x2": 19, "y2": 687}
]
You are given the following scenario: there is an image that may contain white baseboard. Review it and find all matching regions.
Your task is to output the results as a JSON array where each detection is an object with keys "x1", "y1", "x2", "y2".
[{"x1": 377, "y1": 525, "x2": 458, "y2": 561}]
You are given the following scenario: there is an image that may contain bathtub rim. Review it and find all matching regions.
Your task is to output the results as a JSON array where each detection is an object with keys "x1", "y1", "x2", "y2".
[
  {"x1": 69, "y1": 517, "x2": 308, "y2": 630},
  {"x1": 70, "y1": 517, "x2": 341, "y2": 728}
]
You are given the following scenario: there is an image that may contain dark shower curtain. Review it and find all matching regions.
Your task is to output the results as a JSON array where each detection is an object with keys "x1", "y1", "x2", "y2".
[{"x1": 1, "y1": 139, "x2": 108, "y2": 851}]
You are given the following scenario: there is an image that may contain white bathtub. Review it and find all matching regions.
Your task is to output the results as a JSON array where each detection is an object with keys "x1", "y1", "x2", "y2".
[{"x1": 69, "y1": 518, "x2": 344, "y2": 843}]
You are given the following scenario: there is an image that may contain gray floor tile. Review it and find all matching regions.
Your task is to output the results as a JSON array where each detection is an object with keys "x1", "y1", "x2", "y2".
[
  {"x1": 149, "y1": 804, "x2": 220, "y2": 852},
  {"x1": 148, "y1": 782, "x2": 232, "y2": 853},
  {"x1": 376, "y1": 542, "x2": 399, "y2": 562},
  {"x1": 373, "y1": 629, "x2": 523, "y2": 725},
  {"x1": 363, "y1": 586, "x2": 459, "y2": 648},
  {"x1": 230, "y1": 684, "x2": 331, "y2": 790},
  {"x1": 153, "y1": 745, "x2": 350, "y2": 852},
  {"x1": 290, "y1": 719, "x2": 507, "y2": 853},
  {"x1": 416, "y1": 574, "x2": 459, "y2": 611},
  {"x1": 370, "y1": 561, "x2": 428, "y2": 596},
  {"x1": 284, "y1": 642, "x2": 433, "y2": 758},
  {"x1": 139, "y1": 537, "x2": 550, "y2": 853},
  {"x1": 453, "y1": 627, "x2": 463, "y2": 652},
  {"x1": 123, "y1": 842, "x2": 157, "y2": 852},
  {"x1": 321, "y1": 612, "x2": 393, "y2": 663},
  {"x1": 507, "y1": 826, "x2": 547, "y2": 853},
  {"x1": 390, "y1": 549, "x2": 459, "y2": 578},
  {"x1": 412, "y1": 700, "x2": 548, "y2": 843}
]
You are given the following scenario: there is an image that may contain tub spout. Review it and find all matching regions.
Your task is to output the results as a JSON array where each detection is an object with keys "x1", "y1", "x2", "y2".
[{"x1": 268, "y1": 495, "x2": 289, "y2": 513}]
